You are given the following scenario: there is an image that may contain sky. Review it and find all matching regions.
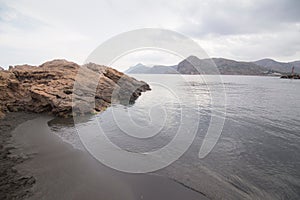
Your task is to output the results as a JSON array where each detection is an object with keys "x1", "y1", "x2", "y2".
[{"x1": 0, "y1": 0, "x2": 300, "y2": 69}]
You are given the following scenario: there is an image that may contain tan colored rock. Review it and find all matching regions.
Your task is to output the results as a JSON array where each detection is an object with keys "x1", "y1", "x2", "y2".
[
  {"x1": 0, "y1": 107, "x2": 4, "y2": 119},
  {"x1": 0, "y1": 59, "x2": 150, "y2": 118}
]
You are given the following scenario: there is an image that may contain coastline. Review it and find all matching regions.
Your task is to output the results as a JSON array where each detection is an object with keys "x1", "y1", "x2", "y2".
[
  {"x1": 0, "y1": 112, "x2": 39, "y2": 200},
  {"x1": 1, "y1": 113, "x2": 208, "y2": 200}
]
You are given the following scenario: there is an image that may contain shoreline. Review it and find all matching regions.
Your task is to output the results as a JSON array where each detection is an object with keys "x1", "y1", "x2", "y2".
[
  {"x1": 0, "y1": 112, "x2": 39, "y2": 200},
  {"x1": 1, "y1": 112, "x2": 208, "y2": 200}
]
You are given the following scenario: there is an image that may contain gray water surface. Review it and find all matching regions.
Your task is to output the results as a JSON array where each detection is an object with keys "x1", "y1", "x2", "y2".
[{"x1": 49, "y1": 75, "x2": 300, "y2": 200}]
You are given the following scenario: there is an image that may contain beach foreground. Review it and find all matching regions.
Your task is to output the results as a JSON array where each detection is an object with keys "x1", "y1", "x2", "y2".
[
  {"x1": 0, "y1": 113, "x2": 208, "y2": 200},
  {"x1": 0, "y1": 112, "x2": 37, "y2": 199}
]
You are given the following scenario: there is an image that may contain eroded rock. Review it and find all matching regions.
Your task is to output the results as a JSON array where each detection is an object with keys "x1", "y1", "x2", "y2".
[{"x1": 0, "y1": 59, "x2": 150, "y2": 118}]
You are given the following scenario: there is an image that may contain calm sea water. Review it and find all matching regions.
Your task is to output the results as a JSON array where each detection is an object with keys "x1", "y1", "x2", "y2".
[{"x1": 49, "y1": 75, "x2": 300, "y2": 200}]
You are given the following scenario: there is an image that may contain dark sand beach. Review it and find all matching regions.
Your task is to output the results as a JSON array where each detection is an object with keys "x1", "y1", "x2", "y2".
[
  {"x1": 0, "y1": 112, "x2": 38, "y2": 200},
  {"x1": 0, "y1": 113, "x2": 208, "y2": 200}
]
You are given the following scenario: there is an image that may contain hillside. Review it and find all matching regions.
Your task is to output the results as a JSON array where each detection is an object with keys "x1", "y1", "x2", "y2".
[
  {"x1": 125, "y1": 56, "x2": 284, "y2": 75},
  {"x1": 125, "y1": 63, "x2": 151, "y2": 74},
  {"x1": 254, "y1": 58, "x2": 300, "y2": 73},
  {"x1": 177, "y1": 56, "x2": 267, "y2": 75}
]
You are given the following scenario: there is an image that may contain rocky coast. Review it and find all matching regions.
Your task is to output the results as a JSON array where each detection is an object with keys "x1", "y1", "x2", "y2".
[
  {"x1": 0, "y1": 59, "x2": 151, "y2": 118},
  {"x1": 0, "y1": 60, "x2": 151, "y2": 199}
]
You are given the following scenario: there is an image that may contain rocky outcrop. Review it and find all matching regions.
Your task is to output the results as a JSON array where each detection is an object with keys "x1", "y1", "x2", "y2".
[
  {"x1": 280, "y1": 74, "x2": 300, "y2": 79},
  {"x1": 0, "y1": 59, "x2": 150, "y2": 118}
]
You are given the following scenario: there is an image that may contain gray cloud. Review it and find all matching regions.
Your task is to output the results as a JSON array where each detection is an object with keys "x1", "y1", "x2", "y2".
[
  {"x1": 177, "y1": 0, "x2": 300, "y2": 36},
  {"x1": 0, "y1": 2, "x2": 46, "y2": 31},
  {"x1": 0, "y1": 0, "x2": 299, "y2": 68}
]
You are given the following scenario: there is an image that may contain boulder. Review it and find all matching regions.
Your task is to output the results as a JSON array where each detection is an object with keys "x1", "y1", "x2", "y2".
[{"x1": 0, "y1": 59, "x2": 150, "y2": 118}]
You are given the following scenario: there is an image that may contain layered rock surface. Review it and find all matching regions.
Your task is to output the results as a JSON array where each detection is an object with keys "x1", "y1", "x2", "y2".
[{"x1": 0, "y1": 59, "x2": 150, "y2": 118}]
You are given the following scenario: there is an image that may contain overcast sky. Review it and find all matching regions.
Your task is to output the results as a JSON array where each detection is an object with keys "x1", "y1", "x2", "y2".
[{"x1": 0, "y1": 0, "x2": 300, "y2": 69}]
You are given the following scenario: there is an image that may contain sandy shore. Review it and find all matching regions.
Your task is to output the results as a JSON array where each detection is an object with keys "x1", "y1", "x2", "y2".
[
  {"x1": 0, "y1": 113, "x2": 208, "y2": 200},
  {"x1": 0, "y1": 112, "x2": 38, "y2": 200}
]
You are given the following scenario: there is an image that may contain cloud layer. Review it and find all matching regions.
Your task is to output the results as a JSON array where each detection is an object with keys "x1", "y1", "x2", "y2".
[{"x1": 0, "y1": 0, "x2": 299, "y2": 68}]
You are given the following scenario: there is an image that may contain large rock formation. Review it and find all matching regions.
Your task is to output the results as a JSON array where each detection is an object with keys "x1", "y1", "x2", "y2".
[
  {"x1": 0, "y1": 59, "x2": 150, "y2": 118},
  {"x1": 280, "y1": 74, "x2": 300, "y2": 79}
]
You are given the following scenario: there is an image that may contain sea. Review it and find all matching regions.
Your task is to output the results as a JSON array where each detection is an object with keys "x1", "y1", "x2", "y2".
[{"x1": 48, "y1": 75, "x2": 300, "y2": 200}]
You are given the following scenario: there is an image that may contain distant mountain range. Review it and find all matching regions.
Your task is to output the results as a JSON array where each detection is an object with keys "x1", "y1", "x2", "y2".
[
  {"x1": 125, "y1": 63, "x2": 178, "y2": 74},
  {"x1": 254, "y1": 59, "x2": 300, "y2": 73},
  {"x1": 125, "y1": 56, "x2": 300, "y2": 75}
]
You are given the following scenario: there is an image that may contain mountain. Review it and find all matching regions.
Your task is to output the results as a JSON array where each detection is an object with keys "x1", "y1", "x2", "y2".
[
  {"x1": 177, "y1": 56, "x2": 267, "y2": 75},
  {"x1": 290, "y1": 61, "x2": 300, "y2": 68},
  {"x1": 125, "y1": 56, "x2": 300, "y2": 75},
  {"x1": 213, "y1": 58, "x2": 267, "y2": 75},
  {"x1": 146, "y1": 65, "x2": 178, "y2": 74},
  {"x1": 124, "y1": 63, "x2": 150, "y2": 74},
  {"x1": 254, "y1": 58, "x2": 300, "y2": 73},
  {"x1": 125, "y1": 63, "x2": 178, "y2": 74},
  {"x1": 177, "y1": 56, "x2": 218, "y2": 74}
]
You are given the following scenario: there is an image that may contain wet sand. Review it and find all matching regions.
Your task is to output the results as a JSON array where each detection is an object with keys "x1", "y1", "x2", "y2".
[
  {"x1": 0, "y1": 112, "x2": 38, "y2": 200},
  {"x1": 2, "y1": 113, "x2": 208, "y2": 200}
]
